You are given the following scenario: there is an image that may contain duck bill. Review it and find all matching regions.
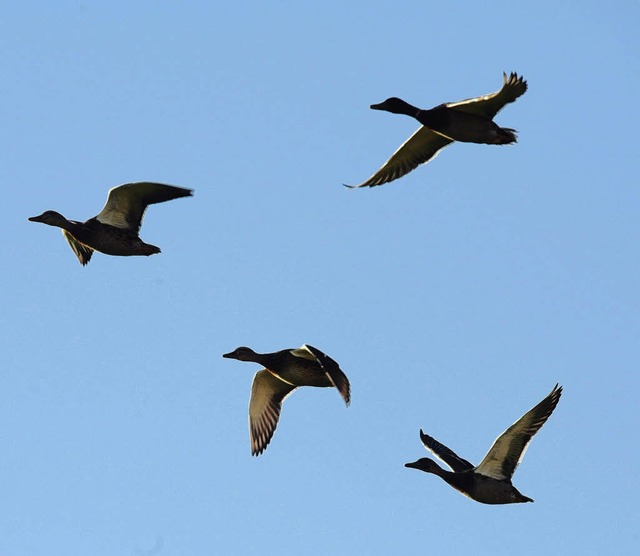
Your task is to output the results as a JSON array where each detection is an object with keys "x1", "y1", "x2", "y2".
[
  {"x1": 404, "y1": 460, "x2": 421, "y2": 470},
  {"x1": 370, "y1": 102, "x2": 385, "y2": 110},
  {"x1": 28, "y1": 214, "x2": 46, "y2": 223}
]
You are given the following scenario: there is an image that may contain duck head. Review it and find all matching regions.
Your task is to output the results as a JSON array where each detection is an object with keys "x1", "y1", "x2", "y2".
[
  {"x1": 28, "y1": 210, "x2": 68, "y2": 227},
  {"x1": 404, "y1": 457, "x2": 443, "y2": 474},
  {"x1": 223, "y1": 346, "x2": 260, "y2": 362},
  {"x1": 370, "y1": 97, "x2": 418, "y2": 116}
]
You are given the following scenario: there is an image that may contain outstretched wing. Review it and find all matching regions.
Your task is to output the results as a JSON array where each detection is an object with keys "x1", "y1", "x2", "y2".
[
  {"x1": 475, "y1": 384, "x2": 562, "y2": 480},
  {"x1": 446, "y1": 72, "x2": 527, "y2": 119},
  {"x1": 419, "y1": 429, "x2": 474, "y2": 472},
  {"x1": 248, "y1": 369, "x2": 298, "y2": 456},
  {"x1": 96, "y1": 182, "x2": 192, "y2": 232},
  {"x1": 62, "y1": 230, "x2": 94, "y2": 266},
  {"x1": 345, "y1": 127, "x2": 453, "y2": 188}
]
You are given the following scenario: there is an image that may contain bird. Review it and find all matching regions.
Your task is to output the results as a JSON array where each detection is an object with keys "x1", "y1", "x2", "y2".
[
  {"x1": 404, "y1": 384, "x2": 562, "y2": 504},
  {"x1": 28, "y1": 182, "x2": 193, "y2": 265},
  {"x1": 222, "y1": 344, "x2": 351, "y2": 456},
  {"x1": 346, "y1": 72, "x2": 527, "y2": 188}
]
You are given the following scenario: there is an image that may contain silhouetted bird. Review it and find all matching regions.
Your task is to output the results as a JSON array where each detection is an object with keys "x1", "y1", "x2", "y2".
[
  {"x1": 347, "y1": 72, "x2": 527, "y2": 188},
  {"x1": 29, "y1": 182, "x2": 192, "y2": 265},
  {"x1": 223, "y1": 344, "x2": 351, "y2": 456},
  {"x1": 405, "y1": 384, "x2": 562, "y2": 504}
]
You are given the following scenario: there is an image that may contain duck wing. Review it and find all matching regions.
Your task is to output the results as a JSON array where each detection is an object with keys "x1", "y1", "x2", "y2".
[
  {"x1": 345, "y1": 127, "x2": 453, "y2": 188},
  {"x1": 298, "y1": 344, "x2": 351, "y2": 405},
  {"x1": 475, "y1": 384, "x2": 562, "y2": 480},
  {"x1": 62, "y1": 230, "x2": 94, "y2": 266},
  {"x1": 249, "y1": 369, "x2": 298, "y2": 456},
  {"x1": 95, "y1": 182, "x2": 193, "y2": 233},
  {"x1": 446, "y1": 72, "x2": 527, "y2": 120},
  {"x1": 419, "y1": 429, "x2": 474, "y2": 472}
]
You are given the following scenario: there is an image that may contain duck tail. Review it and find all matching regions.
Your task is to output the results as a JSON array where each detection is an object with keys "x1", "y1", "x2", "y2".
[
  {"x1": 141, "y1": 243, "x2": 161, "y2": 256},
  {"x1": 495, "y1": 127, "x2": 518, "y2": 144}
]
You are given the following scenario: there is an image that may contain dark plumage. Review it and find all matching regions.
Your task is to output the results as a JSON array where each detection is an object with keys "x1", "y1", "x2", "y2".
[
  {"x1": 347, "y1": 72, "x2": 527, "y2": 188},
  {"x1": 223, "y1": 344, "x2": 351, "y2": 456},
  {"x1": 405, "y1": 384, "x2": 562, "y2": 504},
  {"x1": 29, "y1": 182, "x2": 192, "y2": 265}
]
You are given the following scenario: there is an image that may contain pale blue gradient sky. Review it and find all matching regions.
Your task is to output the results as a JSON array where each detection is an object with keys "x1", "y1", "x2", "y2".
[{"x1": 2, "y1": 1, "x2": 639, "y2": 554}]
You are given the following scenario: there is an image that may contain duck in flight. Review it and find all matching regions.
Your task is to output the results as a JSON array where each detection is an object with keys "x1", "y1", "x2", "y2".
[
  {"x1": 405, "y1": 384, "x2": 562, "y2": 504},
  {"x1": 346, "y1": 72, "x2": 527, "y2": 188},
  {"x1": 29, "y1": 182, "x2": 193, "y2": 266},
  {"x1": 223, "y1": 344, "x2": 351, "y2": 456}
]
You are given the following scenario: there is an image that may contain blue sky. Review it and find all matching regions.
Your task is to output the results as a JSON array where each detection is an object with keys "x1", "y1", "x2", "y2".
[{"x1": 2, "y1": 1, "x2": 639, "y2": 554}]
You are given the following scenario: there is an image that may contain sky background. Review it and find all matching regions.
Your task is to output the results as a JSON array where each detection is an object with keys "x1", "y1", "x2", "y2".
[{"x1": 2, "y1": 1, "x2": 638, "y2": 554}]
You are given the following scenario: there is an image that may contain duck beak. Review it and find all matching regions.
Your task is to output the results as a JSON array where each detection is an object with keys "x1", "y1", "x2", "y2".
[
  {"x1": 370, "y1": 102, "x2": 385, "y2": 110},
  {"x1": 222, "y1": 351, "x2": 234, "y2": 358},
  {"x1": 404, "y1": 460, "x2": 420, "y2": 470},
  {"x1": 28, "y1": 214, "x2": 45, "y2": 223}
]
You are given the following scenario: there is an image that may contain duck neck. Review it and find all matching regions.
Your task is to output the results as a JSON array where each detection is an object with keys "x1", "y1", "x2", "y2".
[
  {"x1": 255, "y1": 351, "x2": 284, "y2": 368},
  {"x1": 46, "y1": 214, "x2": 78, "y2": 233},
  {"x1": 239, "y1": 350, "x2": 275, "y2": 366},
  {"x1": 397, "y1": 100, "x2": 421, "y2": 118},
  {"x1": 429, "y1": 464, "x2": 452, "y2": 479}
]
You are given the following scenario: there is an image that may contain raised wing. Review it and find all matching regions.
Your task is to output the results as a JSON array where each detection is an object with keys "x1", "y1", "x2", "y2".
[
  {"x1": 62, "y1": 229, "x2": 94, "y2": 266},
  {"x1": 446, "y1": 72, "x2": 527, "y2": 120},
  {"x1": 419, "y1": 429, "x2": 474, "y2": 472},
  {"x1": 475, "y1": 384, "x2": 562, "y2": 480},
  {"x1": 248, "y1": 369, "x2": 298, "y2": 456},
  {"x1": 96, "y1": 182, "x2": 192, "y2": 232},
  {"x1": 345, "y1": 127, "x2": 453, "y2": 188},
  {"x1": 299, "y1": 344, "x2": 351, "y2": 405}
]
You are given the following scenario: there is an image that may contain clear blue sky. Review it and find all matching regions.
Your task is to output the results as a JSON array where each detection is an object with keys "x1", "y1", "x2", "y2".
[{"x1": 2, "y1": 1, "x2": 639, "y2": 554}]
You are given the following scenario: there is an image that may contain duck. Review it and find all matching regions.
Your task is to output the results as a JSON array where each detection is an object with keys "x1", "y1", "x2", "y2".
[
  {"x1": 223, "y1": 344, "x2": 351, "y2": 456},
  {"x1": 29, "y1": 182, "x2": 193, "y2": 266},
  {"x1": 405, "y1": 384, "x2": 562, "y2": 504},
  {"x1": 346, "y1": 72, "x2": 527, "y2": 188}
]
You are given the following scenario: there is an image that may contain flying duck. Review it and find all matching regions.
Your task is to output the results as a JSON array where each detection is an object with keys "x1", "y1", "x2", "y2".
[
  {"x1": 346, "y1": 72, "x2": 527, "y2": 188},
  {"x1": 29, "y1": 182, "x2": 193, "y2": 265},
  {"x1": 405, "y1": 384, "x2": 562, "y2": 504},
  {"x1": 223, "y1": 344, "x2": 351, "y2": 456}
]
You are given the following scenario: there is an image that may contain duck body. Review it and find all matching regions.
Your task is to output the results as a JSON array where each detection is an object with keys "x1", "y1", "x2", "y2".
[
  {"x1": 348, "y1": 72, "x2": 527, "y2": 188},
  {"x1": 405, "y1": 384, "x2": 562, "y2": 505},
  {"x1": 29, "y1": 182, "x2": 192, "y2": 265},
  {"x1": 455, "y1": 471, "x2": 532, "y2": 505},
  {"x1": 223, "y1": 345, "x2": 351, "y2": 456},
  {"x1": 69, "y1": 218, "x2": 160, "y2": 257},
  {"x1": 418, "y1": 104, "x2": 517, "y2": 144}
]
